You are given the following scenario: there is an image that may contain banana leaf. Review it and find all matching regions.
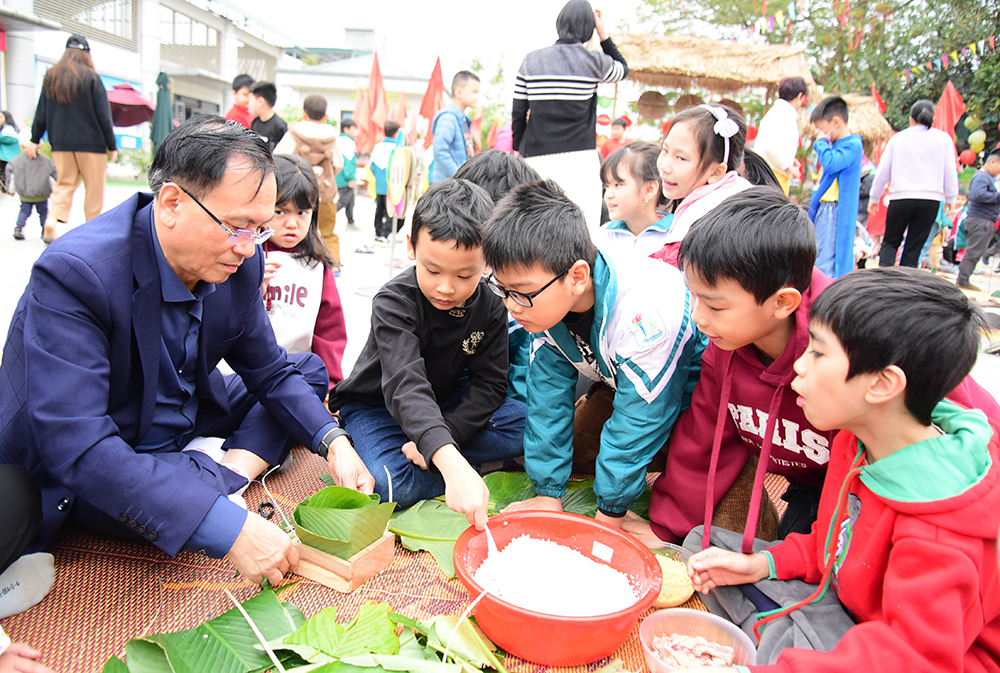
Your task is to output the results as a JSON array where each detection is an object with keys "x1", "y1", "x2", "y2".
[
  {"x1": 481, "y1": 472, "x2": 533, "y2": 514},
  {"x1": 294, "y1": 486, "x2": 395, "y2": 560},
  {"x1": 123, "y1": 590, "x2": 304, "y2": 673},
  {"x1": 101, "y1": 658, "x2": 129, "y2": 673},
  {"x1": 388, "y1": 500, "x2": 469, "y2": 578},
  {"x1": 283, "y1": 603, "x2": 399, "y2": 659}
]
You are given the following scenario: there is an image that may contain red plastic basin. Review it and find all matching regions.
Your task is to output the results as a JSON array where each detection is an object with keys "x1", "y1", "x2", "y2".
[{"x1": 453, "y1": 510, "x2": 662, "y2": 666}]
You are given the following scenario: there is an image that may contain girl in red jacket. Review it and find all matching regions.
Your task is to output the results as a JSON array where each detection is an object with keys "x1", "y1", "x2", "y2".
[
  {"x1": 262, "y1": 155, "x2": 347, "y2": 390},
  {"x1": 683, "y1": 268, "x2": 1000, "y2": 672}
]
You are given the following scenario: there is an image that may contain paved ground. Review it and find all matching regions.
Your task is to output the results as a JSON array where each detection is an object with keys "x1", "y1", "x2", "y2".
[{"x1": 1, "y1": 181, "x2": 998, "y2": 402}]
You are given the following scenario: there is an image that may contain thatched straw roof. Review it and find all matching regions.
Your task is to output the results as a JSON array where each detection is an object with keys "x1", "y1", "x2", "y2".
[
  {"x1": 801, "y1": 93, "x2": 893, "y2": 156},
  {"x1": 613, "y1": 33, "x2": 816, "y2": 95}
]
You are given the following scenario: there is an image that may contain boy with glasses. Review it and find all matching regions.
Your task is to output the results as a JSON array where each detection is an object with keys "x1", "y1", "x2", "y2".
[{"x1": 482, "y1": 179, "x2": 705, "y2": 528}]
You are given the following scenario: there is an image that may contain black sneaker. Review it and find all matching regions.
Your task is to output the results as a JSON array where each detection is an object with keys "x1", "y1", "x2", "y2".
[{"x1": 12, "y1": 227, "x2": 24, "y2": 240}]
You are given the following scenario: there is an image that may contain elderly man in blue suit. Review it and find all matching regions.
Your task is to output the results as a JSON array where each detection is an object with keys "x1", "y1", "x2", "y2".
[{"x1": 0, "y1": 116, "x2": 376, "y2": 594}]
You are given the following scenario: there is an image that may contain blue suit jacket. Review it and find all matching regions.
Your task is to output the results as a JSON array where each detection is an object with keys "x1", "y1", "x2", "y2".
[{"x1": 0, "y1": 193, "x2": 335, "y2": 556}]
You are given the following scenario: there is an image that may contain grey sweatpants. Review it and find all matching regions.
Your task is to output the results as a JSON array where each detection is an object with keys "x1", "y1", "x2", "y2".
[
  {"x1": 958, "y1": 215, "x2": 996, "y2": 285},
  {"x1": 683, "y1": 526, "x2": 856, "y2": 665}
]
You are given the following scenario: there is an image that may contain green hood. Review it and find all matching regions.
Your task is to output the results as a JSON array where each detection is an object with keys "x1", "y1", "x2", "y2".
[{"x1": 859, "y1": 400, "x2": 993, "y2": 503}]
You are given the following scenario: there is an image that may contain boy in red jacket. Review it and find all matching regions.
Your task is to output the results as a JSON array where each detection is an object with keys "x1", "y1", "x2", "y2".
[
  {"x1": 682, "y1": 267, "x2": 1000, "y2": 671},
  {"x1": 625, "y1": 188, "x2": 1000, "y2": 551}
]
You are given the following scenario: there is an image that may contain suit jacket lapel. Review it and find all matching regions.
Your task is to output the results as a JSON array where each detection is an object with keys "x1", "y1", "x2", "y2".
[{"x1": 132, "y1": 200, "x2": 162, "y2": 439}]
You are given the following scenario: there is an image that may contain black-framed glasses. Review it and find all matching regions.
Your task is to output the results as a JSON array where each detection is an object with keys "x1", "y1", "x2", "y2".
[
  {"x1": 176, "y1": 184, "x2": 274, "y2": 245},
  {"x1": 486, "y1": 265, "x2": 573, "y2": 308}
]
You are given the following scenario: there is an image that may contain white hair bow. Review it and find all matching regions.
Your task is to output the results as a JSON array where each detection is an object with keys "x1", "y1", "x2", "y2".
[{"x1": 699, "y1": 104, "x2": 740, "y2": 166}]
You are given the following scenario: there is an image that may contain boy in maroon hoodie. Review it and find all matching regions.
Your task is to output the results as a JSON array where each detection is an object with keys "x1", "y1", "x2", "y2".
[
  {"x1": 683, "y1": 268, "x2": 1000, "y2": 671},
  {"x1": 625, "y1": 188, "x2": 1000, "y2": 552}
]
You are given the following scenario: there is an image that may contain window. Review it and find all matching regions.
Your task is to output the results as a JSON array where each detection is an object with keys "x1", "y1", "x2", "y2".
[
  {"x1": 159, "y1": 9, "x2": 219, "y2": 48},
  {"x1": 72, "y1": 0, "x2": 133, "y2": 40}
]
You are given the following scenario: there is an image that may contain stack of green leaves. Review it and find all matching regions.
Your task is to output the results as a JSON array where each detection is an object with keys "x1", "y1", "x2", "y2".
[
  {"x1": 293, "y1": 486, "x2": 396, "y2": 560},
  {"x1": 103, "y1": 591, "x2": 510, "y2": 673}
]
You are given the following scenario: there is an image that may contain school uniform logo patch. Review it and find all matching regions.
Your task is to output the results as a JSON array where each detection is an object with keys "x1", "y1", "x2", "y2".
[
  {"x1": 628, "y1": 312, "x2": 664, "y2": 346},
  {"x1": 462, "y1": 331, "x2": 484, "y2": 355}
]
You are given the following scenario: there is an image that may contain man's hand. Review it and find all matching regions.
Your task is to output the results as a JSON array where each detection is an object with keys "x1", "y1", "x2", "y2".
[
  {"x1": 594, "y1": 9, "x2": 609, "y2": 41},
  {"x1": 433, "y1": 445, "x2": 489, "y2": 529},
  {"x1": 687, "y1": 548, "x2": 770, "y2": 594},
  {"x1": 326, "y1": 435, "x2": 375, "y2": 493},
  {"x1": 226, "y1": 513, "x2": 298, "y2": 587},
  {"x1": 501, "y1": 494, "x2": 563, "y2": 514},
  {"x1": 0, "y1": 643, "x2": 56, "y2": 673},
  {"x1": 401, "y1": 440, "x2": 427, "y2": 470},
  {"x1": 108, "y1": 150, "x2": 118, "y2": 164},
  {"x1": 23, "y1": 142, "x2": 38, "y2": 160},
  {"x1": 348, "y1": 180, "x2": 356, "y2": 189},
  {"x1": 867, "y1": 202, "x2": 876, "y2": 214}
]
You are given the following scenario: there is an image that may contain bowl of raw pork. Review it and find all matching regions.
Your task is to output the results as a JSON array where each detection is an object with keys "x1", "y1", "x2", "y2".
[
  {"x1": 639, "y1": 607, "x2": 757, "y2": 671},
  {"x1": 453, "y1": 510, "x2": 662, "y2": 666}
]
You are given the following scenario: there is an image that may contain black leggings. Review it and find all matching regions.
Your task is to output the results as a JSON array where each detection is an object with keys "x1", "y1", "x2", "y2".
[
  {"x1": 0, "y1": 465, "x2": 42, "y2": 573},
  {"x1": 878, "y1": 198, "x2": 941, "y2": 268}
]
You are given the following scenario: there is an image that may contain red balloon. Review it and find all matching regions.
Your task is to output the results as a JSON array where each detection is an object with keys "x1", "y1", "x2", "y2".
[
  {"x1": 747, "y1": 125, "x2": 759, "y2": 141},
  {"x1": 621, "y1": 115, "x2": 633, "y2": 128},
  {"x1": 597, "y1": 114, "x2": 611, "y2": 126},
  {"x1": 959, "y1": 149, "x2": 977, "y2": 165},
  {"x1": 660, "y1": 120, "x2": 672, "y2": 135}
]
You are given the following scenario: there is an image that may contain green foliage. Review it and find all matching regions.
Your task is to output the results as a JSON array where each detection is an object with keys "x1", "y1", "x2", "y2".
[
  {"x1": 466, "y1": 56, "x2": 510, "y2": 150},
  {"x1": 293, "y1": 486, "x2": 395, "y2": 560},
  {"x1": 117, "y1": 147, "x2": 153, "y2": 178},
  {"x1": 633, "y1": 0, "x2": 1000, "y2": 137}
]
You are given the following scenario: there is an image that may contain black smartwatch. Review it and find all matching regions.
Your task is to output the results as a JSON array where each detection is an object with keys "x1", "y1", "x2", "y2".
[{"x1": 317, "y1": 427, "x2": 353, "y2": 460}]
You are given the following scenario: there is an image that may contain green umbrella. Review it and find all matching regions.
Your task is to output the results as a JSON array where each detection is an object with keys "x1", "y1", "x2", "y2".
[{"x1": 150, "y1": 72, "x2": 174, "y2": 153}]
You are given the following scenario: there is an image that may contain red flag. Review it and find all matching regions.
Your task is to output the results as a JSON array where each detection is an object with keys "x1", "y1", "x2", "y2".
[
  {"x1": 870, "y1": 83, "x2": 887, "y2": 114},
  {"x1": 470, "y1": 105, "x2": 483, "y2": 154},
  {"x1": 932, "y1": 81, "x2": 966, "y2": 136},
  {"x1": 486, "y1": 118, "x2": 499, "y2": 149},
  {"x1": 391, "y1": 91, "x2": 407, "y2": 127},
  {"x1": 353, "y1": 87, "x2": 372, "y2": 155},
  {"x1": 419, "y1": 57, "x2": 448, "y2": 149},
  {"x1": 367, "y1": 53, "x2": 389, "y2": 153}
]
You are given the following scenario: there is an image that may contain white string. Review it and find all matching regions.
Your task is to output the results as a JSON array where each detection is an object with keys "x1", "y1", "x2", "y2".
[
  {"x1": 259, "y1": 464, "x2": 298, "y2": 543},
  {"x1": 440, "y1": 588, "x2": 491, "y2": 673}
]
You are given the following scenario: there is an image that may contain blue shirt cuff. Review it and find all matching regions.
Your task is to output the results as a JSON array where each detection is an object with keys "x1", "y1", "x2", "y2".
[
  {"x1": 185, "y1": 495, "x2": 247, "y2": 558},
  {"x1": 311, "y1": 421, "x2": 340, "y2": 454}
]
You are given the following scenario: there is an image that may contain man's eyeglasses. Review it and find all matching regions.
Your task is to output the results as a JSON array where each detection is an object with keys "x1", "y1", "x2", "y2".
[
  {"x1": 176, "y1": 184, "x2": 274, "y2": 245},
  {"x1": 486, "y1": 265, "x2": 572, "y2": 308}
]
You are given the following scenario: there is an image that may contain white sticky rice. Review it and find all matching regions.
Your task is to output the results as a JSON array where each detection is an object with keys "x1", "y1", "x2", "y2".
[{"x1": 472, "y1": 535, "x2": 638, "y2": 616}]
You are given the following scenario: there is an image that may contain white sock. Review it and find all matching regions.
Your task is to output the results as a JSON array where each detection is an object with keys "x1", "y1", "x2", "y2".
[{"x1": 0, "y1": 553, "x2": 55, "y2": 619}]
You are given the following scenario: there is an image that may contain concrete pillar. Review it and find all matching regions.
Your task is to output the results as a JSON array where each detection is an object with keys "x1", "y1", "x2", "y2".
[
  {"x1": 138, "y1": 0, "x2": 162, "y2": 106},
  {"x1": 5, "y1": 28, "x2": 37, "y2": 126},
  {"x1": 219, "y1": 21, "x2": 238, "y2": 110},
  {"x1": 4, "y1": 0, "x2": 39, "y2": 125}
]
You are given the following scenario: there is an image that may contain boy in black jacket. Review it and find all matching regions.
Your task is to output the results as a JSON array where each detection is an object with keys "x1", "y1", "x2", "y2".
[{"x1": 329, "y1": 179, "x2": 525, "y2": 527}]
